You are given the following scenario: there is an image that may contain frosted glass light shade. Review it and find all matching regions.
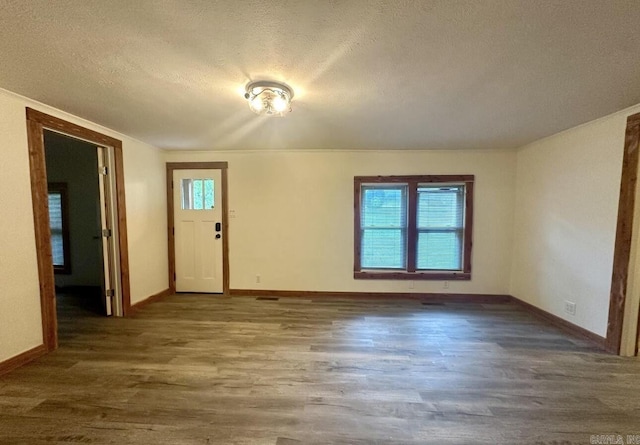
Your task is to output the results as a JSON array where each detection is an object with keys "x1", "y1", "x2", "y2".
[{"x1": 244, "y1": 81, "x2": 293, "y2": 116}]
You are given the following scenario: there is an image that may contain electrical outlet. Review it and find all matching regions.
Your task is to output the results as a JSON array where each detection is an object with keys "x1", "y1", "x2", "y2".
[
  {"x1": 564, "y1": 301, "x2": 576, "y2": 316},
  {"x1": 408, "y1": 280, "x2": 414, "y2": 289},
  {"x1": 443, "y1": 281, "x2": 449, "y2": 290},
  {"x1": 256, "y1": 274, "x2": 261, "y2": 284}
]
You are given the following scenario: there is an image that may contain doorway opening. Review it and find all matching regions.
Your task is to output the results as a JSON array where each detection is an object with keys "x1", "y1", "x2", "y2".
[
  {"x1": 26, "y1": 108, "x2": 131, "y2": 353},
  {"x1": 166, "y1": 162, "x2": 229, "y2": 294},
  {"x1": 44, "y1": 130, "x2": 122, "y2": 324}
]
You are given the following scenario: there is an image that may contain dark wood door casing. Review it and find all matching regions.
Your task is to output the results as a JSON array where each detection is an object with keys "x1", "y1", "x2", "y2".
[
  {"x1": 26, "y1": 107, "x2": 131, "y2": 352},
  {"x1": 606, "y1": 112, "x2": 640, "y2": 354},
  {"x1": 166, "y1": 162, "x2": 230, "y2": 295}
]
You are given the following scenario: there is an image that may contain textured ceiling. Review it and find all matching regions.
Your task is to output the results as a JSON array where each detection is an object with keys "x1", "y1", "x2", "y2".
[{"x1": 1, "y1": 0, "x2": 640, "y2": 150}]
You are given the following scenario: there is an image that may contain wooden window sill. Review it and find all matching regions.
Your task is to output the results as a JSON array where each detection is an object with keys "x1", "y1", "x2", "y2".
[{"x1": 354, "y1": 271, "x2": 471, "y2": 281}]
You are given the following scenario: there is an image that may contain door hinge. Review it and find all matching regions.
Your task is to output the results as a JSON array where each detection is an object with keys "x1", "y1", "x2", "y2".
[
  {"x1": 106, "y1": 289, "x2": 115, "y2": 297},
  {"x1": 172, "y1": 227, "x2": 175, "y2": 236},
  {"x1": 173, "y1": 272, "x2": 176, "y2": 281},
  {"x1": 99, "y1": 166, "x2": 108, "y2": 175},
  {"x1": 102, "y1": 229, "x2": 112, "y2": 238}
]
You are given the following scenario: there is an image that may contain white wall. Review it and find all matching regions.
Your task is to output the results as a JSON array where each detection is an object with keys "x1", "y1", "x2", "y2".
[
  {"x1": 0, "y1": 91, "x2": 43, "y2": 363},
  {"x1": 511, "y1": 103, "x2": 640, "y2": 340},
  {"x1": 45, "y1": 132, "x2": 102, "y2": 287},
  {"x1": 0, "y1": 88, "x2": 168, "y2": 364},
  {"x1": 166, "y1": 149, "x2": 516, "y2": 295},
  {"x1": 124, "y1": 134, "x2": 169, "y2": 305}
]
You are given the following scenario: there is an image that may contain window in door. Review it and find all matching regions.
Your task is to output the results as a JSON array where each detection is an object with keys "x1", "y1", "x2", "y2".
[
  {"x1": 181, "y1": 179, "x2": 215, "y2": 210},
  {"x1": 48, "y1": 183, "x2": 71, "y2": 274},
  {"x1": 354, "y1": 175, "x2": 474, "y2": 280}
]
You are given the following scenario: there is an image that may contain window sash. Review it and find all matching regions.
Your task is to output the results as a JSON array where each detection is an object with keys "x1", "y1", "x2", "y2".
[
  {"x1": 354, "y1": 175, "x2": 473, "y2": 280},
  {"x1": 360, "y1": 184, "x2": 465, "y2": 271},
  {"x1": 416, "y1": 228, "x2": 463, "y2": 271},
  {"x1": 416, "y1": 185, "x2": 465, "y2": 231},
  {"x1": 360, "y1": 185, "x2": 408, "y2": 269},
  {"x1": 416, "y1": 185, "x2": 465, "y2": 271},
  {"x1": 360, "y1": 228, "x2": 407, "y2": 269}
]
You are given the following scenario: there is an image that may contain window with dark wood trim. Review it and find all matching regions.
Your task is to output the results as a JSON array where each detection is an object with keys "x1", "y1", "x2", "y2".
[
  {"x1": 354, "y1": 175, "x2": 474, "y2": 280},
  {"x1": 48, "y1": 183, "x2": 71, "y2": 274}
]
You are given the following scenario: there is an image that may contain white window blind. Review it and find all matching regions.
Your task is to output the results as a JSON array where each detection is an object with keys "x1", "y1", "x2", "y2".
[
  {"x1": 48, "y1": 192, "x2": 65, "y2": 267},
  {"x1": 416, "y1": 185, "x2": 464, "y2": 270},
  {"x1": 360, "y1": 186, "x2": 407, "y2": 269}
]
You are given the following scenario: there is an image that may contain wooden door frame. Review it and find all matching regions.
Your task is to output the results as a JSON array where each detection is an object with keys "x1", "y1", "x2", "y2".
[
  {"x1": 606, "y1": 111, "x2": 640, "y2": 354},
  {"x1": 26, "y1": 108, "x2": 132, "y2": 352},
  {"x1": 166, "y1": 162, "x2": 230, "y2": 294}
]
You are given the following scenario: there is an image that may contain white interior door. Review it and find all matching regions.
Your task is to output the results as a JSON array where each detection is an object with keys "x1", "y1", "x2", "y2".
[
  {"x1": 97, "y1": 145, "x2": 122, "y2": 316},
  {"x1": 173, "y1": 169, "x2": 223, "y2": 293}
]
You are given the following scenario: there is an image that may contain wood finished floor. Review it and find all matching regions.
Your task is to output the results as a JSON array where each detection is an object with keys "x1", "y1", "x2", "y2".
[{"x1": 1, "y1": 294, "x2": 639, "y2": 445}]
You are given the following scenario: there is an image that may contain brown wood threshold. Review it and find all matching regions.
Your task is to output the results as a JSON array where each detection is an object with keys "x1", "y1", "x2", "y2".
[
  {"x1": 229, "y1": 289, "x2": 511, "y2": 303},
  {"x1": 512, "y1": 296, "x2": 606, "y2": 350},
  {"x1": 0, "y1": 344, "x2": 47, "y2": 377},
  {"x1": 129, "y1": 288, "x2": 172, "y2": 314}
]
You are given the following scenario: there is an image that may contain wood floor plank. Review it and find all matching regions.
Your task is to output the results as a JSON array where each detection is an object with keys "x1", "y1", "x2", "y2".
[{"x1": 0, "y1": 292, "x2": 639, "y2": 444}]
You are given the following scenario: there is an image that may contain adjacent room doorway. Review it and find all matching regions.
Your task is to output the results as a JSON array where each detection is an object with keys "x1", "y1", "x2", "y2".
[
  {"x1": 44, "y1": 131, "x2": 122, "y2": 318},
  {"x1": 26, "y1": 108, "x2": 131, "y2": 352}
]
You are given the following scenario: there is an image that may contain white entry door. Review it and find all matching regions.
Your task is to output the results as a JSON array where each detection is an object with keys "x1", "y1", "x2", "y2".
[{"x1": 173, "y1": 169, "x2": 224, "y2": 293}]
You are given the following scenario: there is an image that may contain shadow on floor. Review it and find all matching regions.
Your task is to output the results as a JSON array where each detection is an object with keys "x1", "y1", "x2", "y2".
[{"x1": 56, "y1": 285, "x2": 105, "y2": 318}]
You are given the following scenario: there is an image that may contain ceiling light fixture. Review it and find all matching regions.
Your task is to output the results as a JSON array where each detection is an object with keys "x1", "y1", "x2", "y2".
[{"x1": 244, "y1": 81, "x2": 294, "y2": 116}]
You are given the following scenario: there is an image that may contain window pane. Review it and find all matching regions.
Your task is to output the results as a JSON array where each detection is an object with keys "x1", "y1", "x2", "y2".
[
  {"x1": 361, "y1": 229, "x2": 406, "y2": 269},
  {"x1": 48, "y1": 193, "x2": 62, "y2": 230},
  {"x1": 416, "y1": 185, "x2": 464, "y2": 270},
  {"x1": 360, "y1": 185, "x2": 407, "y2": 268},
  {"x1": 204, "y1": 179, "x2": 214, "y2": 209},
  {"x1": 417, "y1": 231, "x2": 462, "y2": 270},
  {"x1": 181, "y1": 179, "x2": 214, "y2": 210},
  {"x1": 361, "y1": 187, "x2": 407, "y2": 228},
  {"x1": 417, "y1": 186, "x2": 464, "y2": 229},
  {"x1": 48, "y1": 193, "x2": 64, "y2": 266},
  {"x1": 51, "y1": 233, "x2": 64, "y2": 267},
  {"x1": 181, "y1": 179, "x2": 192, "y2": 209},
  {"x1": 193, "y1": 179, "x2": 203, "y2": 210}
]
